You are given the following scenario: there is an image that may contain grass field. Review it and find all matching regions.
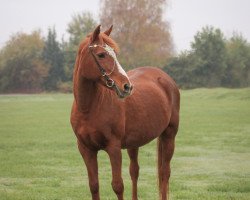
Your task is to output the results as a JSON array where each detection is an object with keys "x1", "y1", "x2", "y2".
[{"x1": 0, "y1": 88, "x2": 250, "y2": 200}]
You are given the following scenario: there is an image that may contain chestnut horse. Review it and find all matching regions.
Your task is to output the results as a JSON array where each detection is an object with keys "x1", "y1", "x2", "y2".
[{"x1": 70, "y1": 25, "x2": 180, "y2": 200}]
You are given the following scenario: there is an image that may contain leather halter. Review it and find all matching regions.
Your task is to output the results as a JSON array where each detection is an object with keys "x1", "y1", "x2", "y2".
[{"x1": 89, "y1": 44, "x2": 124, "y2": 98}]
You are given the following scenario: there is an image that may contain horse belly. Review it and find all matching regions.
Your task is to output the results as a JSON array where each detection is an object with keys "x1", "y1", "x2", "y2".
[{"x1": 122, "y1": 128, "x2": 162, "y2": 149}]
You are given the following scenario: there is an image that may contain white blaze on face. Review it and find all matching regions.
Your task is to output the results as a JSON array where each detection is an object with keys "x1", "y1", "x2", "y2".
[{"x1": 103, "y1": 44, "x2": 130, "y2": 80}]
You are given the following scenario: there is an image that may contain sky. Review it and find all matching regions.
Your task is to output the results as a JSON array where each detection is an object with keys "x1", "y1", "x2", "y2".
[{"x1": 0, "y1": 0, "x2": 250, "y2": 52}]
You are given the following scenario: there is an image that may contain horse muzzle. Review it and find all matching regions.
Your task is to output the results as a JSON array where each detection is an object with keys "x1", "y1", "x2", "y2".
[{"x1": 113, "y1": 83, "x2": 133, "y2": 99}]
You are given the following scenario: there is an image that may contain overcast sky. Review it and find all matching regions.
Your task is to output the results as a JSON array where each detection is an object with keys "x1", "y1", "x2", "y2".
[{"x1": 1, "y1": 0, "x2": 250, "y2": 52}]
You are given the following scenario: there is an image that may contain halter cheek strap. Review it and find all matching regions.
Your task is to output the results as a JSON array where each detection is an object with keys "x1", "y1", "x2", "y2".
[{"x1": 89, "y1": 47, "x2": 114, "y2": 88}]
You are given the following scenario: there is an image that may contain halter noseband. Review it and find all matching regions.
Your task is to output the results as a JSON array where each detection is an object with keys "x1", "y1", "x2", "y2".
[{"x1": 89, "y1": 44, "x2": 124, "y2": 97}]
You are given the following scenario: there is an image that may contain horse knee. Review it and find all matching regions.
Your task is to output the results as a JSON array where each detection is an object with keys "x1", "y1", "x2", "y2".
[
  {"x1": 89, "y1": 181, "x2": 99, "y2": 194},
  {"x1": 111, "y1": 179, "x2": 124, "y2": 195}
]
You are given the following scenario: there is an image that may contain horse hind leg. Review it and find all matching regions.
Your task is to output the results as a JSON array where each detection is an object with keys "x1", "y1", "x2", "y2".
[
  {"x1": 127, "y1": 148, "x2": 139, "y2": 200},
  {"x1": 157, "y1": 124, "x2": 178, "y2": 200}
]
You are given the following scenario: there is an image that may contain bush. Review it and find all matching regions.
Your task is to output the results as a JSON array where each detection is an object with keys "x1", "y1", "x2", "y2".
[{"x1": 57, "y1": 81, "x2": 72, "y2": 93}]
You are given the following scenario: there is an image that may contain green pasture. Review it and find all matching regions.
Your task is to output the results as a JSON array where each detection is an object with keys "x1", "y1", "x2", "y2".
[{"x1": 0, "y1": 88, "x2": 250, "y2": 200}]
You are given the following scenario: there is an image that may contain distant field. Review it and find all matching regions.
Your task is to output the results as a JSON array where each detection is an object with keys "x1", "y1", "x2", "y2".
[{"x1": 0, "y1": 88, "x2": 250, "y2": 200}]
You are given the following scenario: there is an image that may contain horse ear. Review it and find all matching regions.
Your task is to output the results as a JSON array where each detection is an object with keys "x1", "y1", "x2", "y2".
[
  {"x1": 104, "y1": 25, "x2": 113, "y2": 36},
  {"x1": 91, "y1": 25, "x2": 101, "y2": 43}
]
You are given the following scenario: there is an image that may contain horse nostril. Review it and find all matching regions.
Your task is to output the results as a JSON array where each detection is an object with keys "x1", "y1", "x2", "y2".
[{"x1": 123, "y1": 83, "x2": 131, "y2": 92}]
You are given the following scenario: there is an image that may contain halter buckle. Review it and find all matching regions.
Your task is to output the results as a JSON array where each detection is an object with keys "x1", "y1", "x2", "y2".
[{"x1": 106, "y1": 79, "x2": 115, "y2": 88}]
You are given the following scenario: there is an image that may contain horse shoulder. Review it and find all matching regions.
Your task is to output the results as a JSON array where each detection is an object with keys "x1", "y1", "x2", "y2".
[{"x1": 71, "y1": 100, "x2": 126, "y2": 150}]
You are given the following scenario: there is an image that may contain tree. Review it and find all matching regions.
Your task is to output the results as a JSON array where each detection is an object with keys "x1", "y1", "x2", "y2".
[
  {"x1": 224, "y1": 34, "x2": 250, "y2": 87},
  {"x1": 67, "y1": 12, "x2": 98, "y2": 50},
  {"x1": 191, "y1": 26, "x2": 227, "y2": 87},
  {"x1": 164, "y1": 51, "x2": 203, "y2": 88},
  {"x1": 164, "y1": 26, "x2": 228, "y2": 88},
  {"x1": 0, "y1": 31, "x2": 48, "y2": 93},
  {"x1": 42, "y1": 27, "x2": 65, "y2": 90},
  {"x1": 64, "y1": 12, "x2": 97, "y2": 81},
  {"x1": 100, "y1": 0, "x2": 173, "y2": 69}
]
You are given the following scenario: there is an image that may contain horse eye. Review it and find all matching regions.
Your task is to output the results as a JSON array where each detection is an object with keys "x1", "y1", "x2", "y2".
[{"x1": 97, "y1": 53, "x2": 106, "y2": 59}]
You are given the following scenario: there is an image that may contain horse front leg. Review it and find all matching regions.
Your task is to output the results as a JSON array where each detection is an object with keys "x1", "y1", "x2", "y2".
[
  {"x1": 106, "y1": 144, "x2": 124, "y2": 200},
  {"x1": 77, "y1": 141, "x2": 100, "y2": 200},
  {"x1": 127, "y1": 148, "x2": 139, "y2": 200}
]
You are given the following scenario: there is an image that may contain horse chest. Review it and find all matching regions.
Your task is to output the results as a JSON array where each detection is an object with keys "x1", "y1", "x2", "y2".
[
  {"x1": 76, "y1": 125, "x2": 109, "y2": 150},
  {"x1": 71, "y1": 105, "x2": 125, "y2": 150}
]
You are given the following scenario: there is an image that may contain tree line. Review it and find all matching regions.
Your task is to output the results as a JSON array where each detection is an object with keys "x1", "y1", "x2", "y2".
[
  {"x1": 0, "y1": 0, "x2": 172, "y2": 93},
  {"x1": 0, "y1": 0, "x2": 249, "y2": 93},
  {"x1": 0, "y1": 13, "x2": 97, "y2": 93},
  {"x1": 164, "y1": 26, "x2": 250, "y2": 88}
]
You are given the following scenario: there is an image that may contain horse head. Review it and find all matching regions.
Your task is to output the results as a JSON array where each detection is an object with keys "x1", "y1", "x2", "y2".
[{"x1": 76, "y1": 25, "x2": 133, "y2": 99}]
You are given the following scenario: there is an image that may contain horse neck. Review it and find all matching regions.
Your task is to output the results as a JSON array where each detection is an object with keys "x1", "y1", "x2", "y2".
[
  {"x1": 75, "y1": 77, "x2": 115, "y2": 114},
  {"x1": 75, "y1": 77, "x2": 98, "y2": 113}
]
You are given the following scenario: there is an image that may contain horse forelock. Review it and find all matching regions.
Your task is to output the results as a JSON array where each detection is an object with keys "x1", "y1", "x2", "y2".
[
  {"x1": 77, "y1": 33, "x2": 119, "y2": 55},
  {"x1": 100, "y1": 33, "x2": 120, "y2": 54}
]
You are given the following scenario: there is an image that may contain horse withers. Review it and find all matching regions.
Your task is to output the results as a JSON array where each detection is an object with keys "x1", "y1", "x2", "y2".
[{"x1": 70, "y1": 25, "x2": 180, "y2": 200}]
